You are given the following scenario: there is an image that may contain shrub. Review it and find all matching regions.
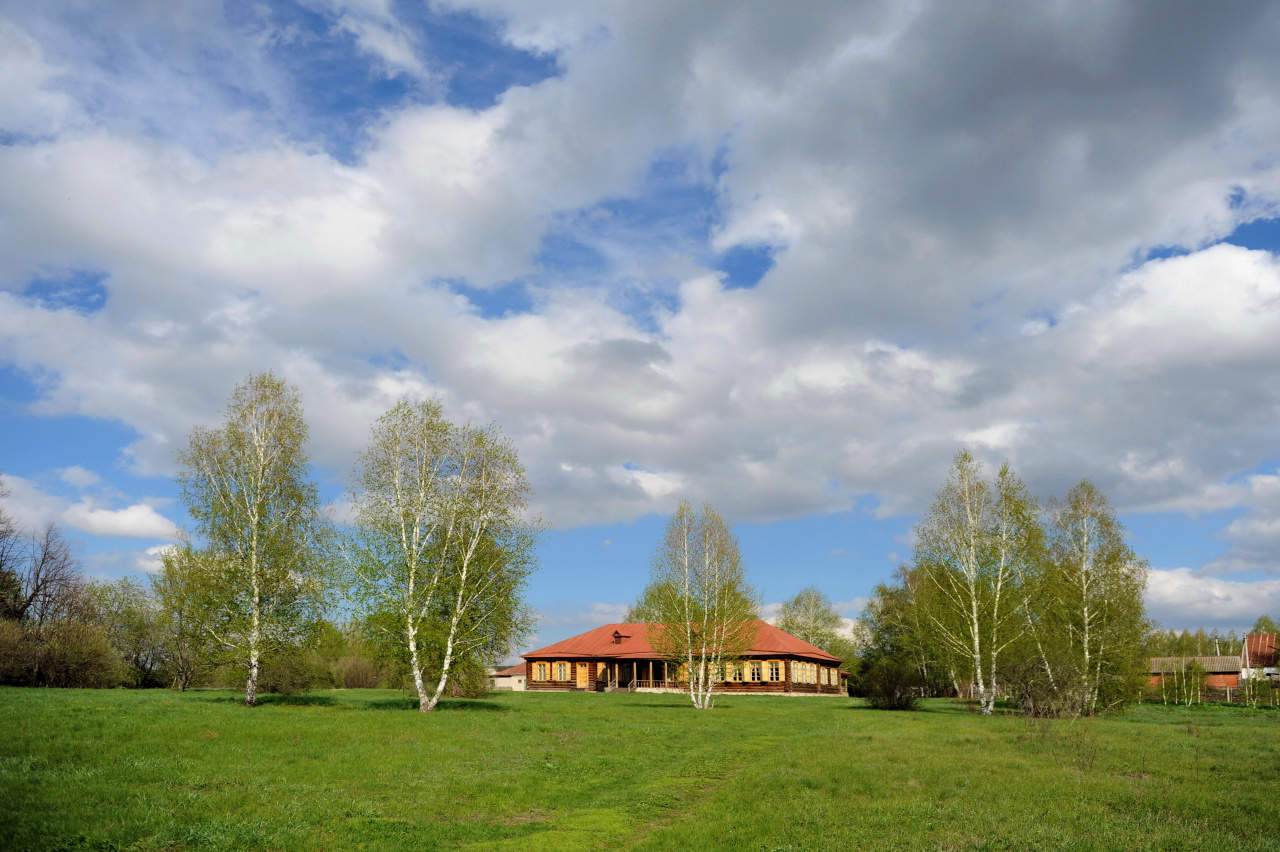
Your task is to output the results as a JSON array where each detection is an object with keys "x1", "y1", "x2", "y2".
[
  {"x1": 444, "y1": 663, "x2": 491, "y2": 699},
  {"x1": 334, "y1": 655, "x2": 380, "y2": 689},
  {"x1": 860, "y1": 656, "x2": 923, "y2": 710},
  {"x1": 0, "y1": 618, "x2": 29, "y2": 685},
  {"x1": 257, "y1": 650, "x2": 333, "y2": 695},
  {"x1": 38, "y1": 622, "x2": 122, "y2": 688}
]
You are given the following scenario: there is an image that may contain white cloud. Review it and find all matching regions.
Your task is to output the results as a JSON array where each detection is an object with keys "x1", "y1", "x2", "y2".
[
  {"x1": 1146, "y1": 568, "x2": 1280, "y2": 631},
  {"x1": 0, "y1": 474, "x2": 178, "y2": 541},
  {"x1": 62, "y1": 502, "x2": 180, "y2": 539},
  {"x1": 59, "y1": 466, "x2": 101, "y2": 488},
  {"x1": 2, "y1": 4, "x2": 1280, "y2": 587},
  {"x1": 330, "y1": 5, "x2": 429, "y2": 81},
  {"x1": 0, "y1": 474, "x2": 67, "y2": 530},
  {"x1": 535, "y1": 601, "x2": 630, "y2": 631},
  {"x1": 135, "y1": 545, "x2": 174, "y2": 574},
  {"x1": 833, "y1": 598, "x2": 868, "y2": 618}
]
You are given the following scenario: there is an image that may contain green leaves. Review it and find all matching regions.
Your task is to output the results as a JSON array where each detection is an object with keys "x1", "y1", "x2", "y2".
[
  {"x1": 640, "y1": 500, "x2": 759, "y2": 710},
  {"x1": 345, "y1": 396, "x2": 541, "y2": 710},
  {"x1": 173, "y1": 372, "x2": 330, "y2": 705},
  {"x1": 863, "y1": 452, "x2": 1150, "y2": 716},
  {"x1": 775, "y1": 587, "x2": 857, "y2": 662}
]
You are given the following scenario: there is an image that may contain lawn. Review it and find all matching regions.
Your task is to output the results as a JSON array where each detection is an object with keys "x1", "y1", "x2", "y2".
[{"x1": 1, "y1": 687, "x2": 1277, "y2": 851}]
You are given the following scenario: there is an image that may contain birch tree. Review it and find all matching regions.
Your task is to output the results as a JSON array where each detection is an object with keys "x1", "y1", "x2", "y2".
[
  {"x1": 641, "y1": 500, "x2": 759, "y2": 711},
  {"x1": 175, "y1": 372, "x2": 328, "y2": 706},
  {"x1": 913, "y1": 452, "x2": 1032, "y2": 714},
  {"x1": 1043, "y1": 480, "x2": 1148, "y2": 714},
  {"x1": 775, "y1": 586, "x2": 859, "y2": 663},
  {"x1": 346, "y1": 399, "x2": 538, "y2": 712}
]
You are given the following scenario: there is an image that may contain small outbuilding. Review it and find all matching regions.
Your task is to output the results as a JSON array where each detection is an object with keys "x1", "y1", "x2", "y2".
[
  {"x1": 489, "y1": 662, "x2": 527, "y2": 691},
  {"x1": 1149, "y1": 655, "x2": 1241, "y2": 689}
]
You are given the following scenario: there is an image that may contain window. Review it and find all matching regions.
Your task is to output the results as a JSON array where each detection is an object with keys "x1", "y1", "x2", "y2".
[
  {"x1": 732, "y1": 662, "x2": 743, "y2": 682},
  {"x1": 536, "y1": 663, "x2": 547, "y2": 681},
  {"x1": 750, "y1": 662, "x2": 762, "y2": 682},
  {"x1": 556, "y1": 662, "x2": 568, "y2": 681},
  {"x1": 769, "y1": 661, "x2": 781, "y2": 682}
]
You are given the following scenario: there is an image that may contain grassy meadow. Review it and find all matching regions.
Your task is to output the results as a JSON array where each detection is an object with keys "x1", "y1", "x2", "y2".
[{"x1": 1, "y1": 687, "x2": 1278, "y2": 851}]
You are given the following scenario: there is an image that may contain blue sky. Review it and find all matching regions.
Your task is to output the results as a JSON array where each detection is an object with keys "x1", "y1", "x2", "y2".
[{"x1": 5, "y1": 2, "x2": 1280, "y2": 651}]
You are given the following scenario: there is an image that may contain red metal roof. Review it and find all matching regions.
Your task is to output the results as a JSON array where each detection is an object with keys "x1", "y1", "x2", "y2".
[
  {"x1": 1243, "y1": 633, "x2": 1278, "y2": 668},
  {"x1": 522, "y1": 620, "x2": 843, "y2": 663},
  {"x1": 493, "y1": 662, "x2": 526, "y2": 678}
]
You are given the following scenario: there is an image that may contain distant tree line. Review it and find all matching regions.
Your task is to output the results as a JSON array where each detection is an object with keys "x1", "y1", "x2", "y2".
[
  {"x1": 0, "y1": 372, "x2": 540, "y2": 710},
  {"x1": 1144, "y1": 628, "x2": 1247, "y2": 659}
]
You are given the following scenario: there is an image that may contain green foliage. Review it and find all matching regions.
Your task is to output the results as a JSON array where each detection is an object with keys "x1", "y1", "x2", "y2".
[
  {"x1": 1042, "y1": 481, "x2": 1151, "y2": 713},
  {"x1": 86, "y1": 578, "x2": 168, "y2": 688},
  {"x1": 0, "y1": 617, "x2": 29, "y2": 685},
  {"x1": 28, "y1": 622, "x2": 121, "y2": 688},
  {"x1": 150, "y1": 547, "x2": 221, "y2": 690},
  {"x1": 774, "y1": 586, "x2": 857, "y2": 662},
  {"x1": 1252, "y1": 614, "x2": 1278, "y2": 633},
  {"x1": 345, "y1": 398, "x2": 540, "y2": 711},
  {"x1": 174, "y1": 372, "x2": 331, "y2": 706},
  {"x1": 859, "y1": 656, "x2": 924, "y2": 710},
  {"x1": 908, "y1": 453, "x2": 1043, "y2": 714},
  {"x1": 637, "y1": 500, "x2": 760, "y2": 710},
  {"x1": 1146, "y1": 628, "x2": 1244, "y2": 658},
  {"x1": 861, "y1": 456, "x2": 1151, "y2": 717}
]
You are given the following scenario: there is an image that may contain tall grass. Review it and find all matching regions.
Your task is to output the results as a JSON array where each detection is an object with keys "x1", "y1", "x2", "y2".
[{"x1": 1, "y1": 688, "x2": 1276, "y2": 851}]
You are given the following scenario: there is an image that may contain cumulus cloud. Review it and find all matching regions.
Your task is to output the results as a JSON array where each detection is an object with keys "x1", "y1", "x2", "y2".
[
  {"x1": 62, "y1": 502, "x2": 180, "y2": 539},
  {"x1": 1147, "y1": 568, "x2": 1280, "y2": 631},
  {"x1": 3, "y1": 2, "x2": 1280, "y2": 601},
  {"x1": 0, "y1": 474, "x2": 178, "y2": 540}
]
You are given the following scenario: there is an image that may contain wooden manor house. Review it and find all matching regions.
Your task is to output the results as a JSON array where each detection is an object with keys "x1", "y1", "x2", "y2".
[{"x1": 521, "y1": 620, "x2": 847, "y2": 696}]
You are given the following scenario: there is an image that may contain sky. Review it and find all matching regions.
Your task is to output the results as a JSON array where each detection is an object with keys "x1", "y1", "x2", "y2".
[{"x1": 4, "y1": 1, "x2": 1280, "y2": 654}]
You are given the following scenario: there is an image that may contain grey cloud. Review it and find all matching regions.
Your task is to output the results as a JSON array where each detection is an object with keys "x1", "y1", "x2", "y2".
[{"x1": 4, "y1": 2, "x2": 1280, "y2": 590}]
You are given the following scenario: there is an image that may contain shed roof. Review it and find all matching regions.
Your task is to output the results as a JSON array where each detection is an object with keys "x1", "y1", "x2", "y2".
[
  {"x1": 522, "y1": 620, "x2": 843, "y2": 664},
  {"x1": 1150, "y1": 655, "x2": 1241, "y2": 674},
  {"x1": 493, "y1": 662, "x2": 526, "y2": 678},
  {"x1": 1243, "y1": 633, "x2": 1278, "y2": 668}
]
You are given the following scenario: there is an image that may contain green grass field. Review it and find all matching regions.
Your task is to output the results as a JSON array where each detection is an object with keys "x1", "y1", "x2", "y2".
[{"x1": 2, "y1": 687, "x2": 1277, "y2": 851}]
